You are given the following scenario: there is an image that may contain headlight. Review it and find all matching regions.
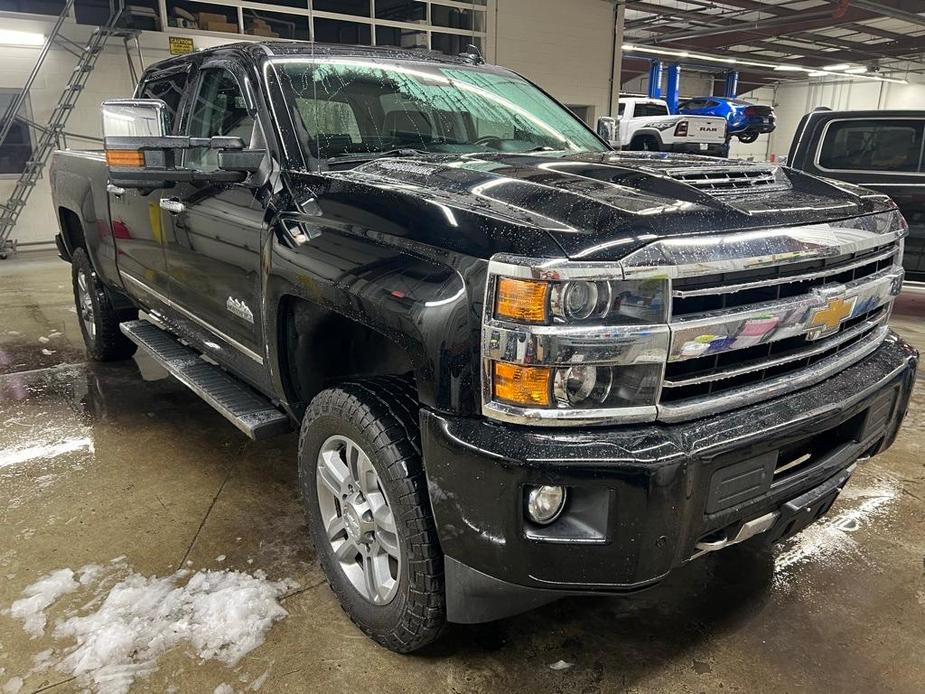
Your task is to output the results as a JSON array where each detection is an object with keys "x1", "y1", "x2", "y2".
[
  {"x1": 482, "y1": 256, "x2": 669, "y2": 426},
  {"x1": 493, "y1": 277, "x2": 667, "y2": 326}
]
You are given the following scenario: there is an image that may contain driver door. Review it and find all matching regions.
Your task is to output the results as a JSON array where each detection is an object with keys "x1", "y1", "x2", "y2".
[{"x1": 159, "y1": 64, "x2": 269, "y2": 370}]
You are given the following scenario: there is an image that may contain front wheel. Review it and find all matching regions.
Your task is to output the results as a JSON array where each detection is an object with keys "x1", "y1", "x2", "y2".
[
  {"x1": 298, "y1": 376, "x2": 445, "y2": 652},
  {"x1": 71, "y1": 248, "x2": 137, "y2": 361}
]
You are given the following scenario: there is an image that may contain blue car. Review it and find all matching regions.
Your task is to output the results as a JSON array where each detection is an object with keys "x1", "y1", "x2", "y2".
[{"x1": 678, "y1": 97, "x2": 776, "y2": 144}]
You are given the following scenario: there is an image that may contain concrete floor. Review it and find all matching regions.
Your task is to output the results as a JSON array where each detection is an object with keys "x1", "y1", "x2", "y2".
[{"x1": 1, "y1": 251, "x2": 923, "y2": 694}]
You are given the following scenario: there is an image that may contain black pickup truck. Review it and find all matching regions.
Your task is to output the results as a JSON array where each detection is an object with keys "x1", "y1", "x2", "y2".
[
  {"x1": 788, "y1": 108, "x2": 925, "y2": 283},
  {"x1": 50, "y1": 42, "x2": 917, "y2": 653}
]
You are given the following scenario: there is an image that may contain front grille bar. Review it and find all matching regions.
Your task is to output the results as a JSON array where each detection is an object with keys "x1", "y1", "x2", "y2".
[
  {"x1": 668, "y1": 266, "x2": 902, "y2": 363},
  {"x1": 672, "y1": 246, "x2": 898, "y2": 299},
  {"x1": 663, "y1": 310, "x2": 886, "y2": 388},
  {"x1": 657, "y1": 326, "x2": 889, "y2": 422}
]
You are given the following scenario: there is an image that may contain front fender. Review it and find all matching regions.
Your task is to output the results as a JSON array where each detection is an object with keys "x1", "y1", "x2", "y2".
[{"x1": 265, "y1": 225, "x2": 487, "y2": 417}]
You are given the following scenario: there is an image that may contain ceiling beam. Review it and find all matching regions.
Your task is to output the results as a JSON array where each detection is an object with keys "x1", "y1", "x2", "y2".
[{"x1": 634, "y1": 0, "x2": 911, "y2": 41}]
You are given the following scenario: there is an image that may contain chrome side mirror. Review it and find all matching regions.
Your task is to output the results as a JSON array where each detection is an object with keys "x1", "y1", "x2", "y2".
[
  {"x1": 596, "y1": 116, "x2": 620, "y2": 149},
  {"x1": 102, "y1": 99, "x2": 169, "y2": 138},
  {"x1": 101, "y1": 99, "x2": 260, "y2": 188}
]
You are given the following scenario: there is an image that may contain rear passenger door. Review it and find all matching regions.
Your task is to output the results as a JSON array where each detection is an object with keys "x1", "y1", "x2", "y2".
[
  {"x1": 812, "y1": 117, "x2": 925, "y2": 282},
  {"x1": 110, "y1": 65, "x2": 190, "y2": 304}
]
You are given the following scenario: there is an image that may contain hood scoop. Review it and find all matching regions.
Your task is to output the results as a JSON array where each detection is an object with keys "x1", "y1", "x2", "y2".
[{"x1": 661, "y1": 164, "x2": 790, "y2": 195}]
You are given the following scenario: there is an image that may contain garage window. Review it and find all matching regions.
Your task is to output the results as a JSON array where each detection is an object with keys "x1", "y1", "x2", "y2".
[{"x1": 818, "y1": 119, "x2": 925, "y2": 173}]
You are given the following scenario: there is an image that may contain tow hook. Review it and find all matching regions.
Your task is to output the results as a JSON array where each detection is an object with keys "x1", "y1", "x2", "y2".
[{"x1": 691, "y1": 511, "x2": 779, "y2": 560}]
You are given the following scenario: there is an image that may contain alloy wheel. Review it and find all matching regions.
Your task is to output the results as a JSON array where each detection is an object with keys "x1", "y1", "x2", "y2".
[
  {"x1": 76, "y1": 268, "x2": 96, "y2": 341},
  {"x1": 315, "y1": 434, "x2": 402, "y2": 605}
]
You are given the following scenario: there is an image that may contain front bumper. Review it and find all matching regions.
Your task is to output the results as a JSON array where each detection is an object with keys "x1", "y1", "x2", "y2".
[
  {"x1": 733, "y1": 119, "x2": 776, "y2": 134},
  {"x1": 421, "y1": 332, "x2": 917, "y2": 623}
]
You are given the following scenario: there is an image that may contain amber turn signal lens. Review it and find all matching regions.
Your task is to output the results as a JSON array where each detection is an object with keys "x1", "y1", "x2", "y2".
[
  {"x1": 106, "y1": 150, "x2": 145, "y2": 167},
  {"x1": 495, "y1": 278, "x2": 548, "y2": 322},
  {"x1": 492, "y1": 362, "x2": 551, "y2": 407}
]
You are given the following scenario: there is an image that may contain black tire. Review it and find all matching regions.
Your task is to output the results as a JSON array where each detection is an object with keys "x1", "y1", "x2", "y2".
[
  {"x1": 737, "y1": 131, "x2": 759, "y2": 144},
  {"x1": 629, "y1": 134, "x2": 660, "y2": 152},
  {"x1": 71, "y1": 247, "x2": 137, "y2": 361},
  {"x1": 298, "y1": 375, "x2": 446, "y2": 653}
]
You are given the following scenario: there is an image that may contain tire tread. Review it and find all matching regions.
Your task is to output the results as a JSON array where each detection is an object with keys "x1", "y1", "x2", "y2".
[{"x1": 298, "y1": 374, "x2": 445, "y2": 653}]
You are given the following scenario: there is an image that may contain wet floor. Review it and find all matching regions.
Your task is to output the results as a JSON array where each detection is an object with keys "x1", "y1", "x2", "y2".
[{"x1": 1, "y1": 251, "x2": 923, "y2": 693}]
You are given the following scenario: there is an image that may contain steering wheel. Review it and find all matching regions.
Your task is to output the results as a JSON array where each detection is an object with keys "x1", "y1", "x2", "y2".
[{"x1": 474, "y1": 135, "x2": 504, "y2": 149}]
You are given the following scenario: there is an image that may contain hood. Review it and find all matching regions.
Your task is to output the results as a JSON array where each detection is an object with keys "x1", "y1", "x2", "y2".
[{"x1": 296, "y1": 151, "x2": 896, "y2": 262}]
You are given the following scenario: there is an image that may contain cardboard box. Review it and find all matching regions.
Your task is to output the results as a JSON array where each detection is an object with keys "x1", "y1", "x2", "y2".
[
  {"x1": 197, "y1": 12, "x2": 227, "y2": 24},
  {"x1": 202, "y1": 20, "x2": 238, "y2": 33}
]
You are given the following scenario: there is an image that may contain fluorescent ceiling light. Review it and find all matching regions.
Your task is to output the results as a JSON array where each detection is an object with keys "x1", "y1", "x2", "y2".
[
  {"x1": 621, "y1": 44, "x2": 907, "y2": 84},
  {"x1": 0, "y1": 29, "x2": 45, "y2": 46}
]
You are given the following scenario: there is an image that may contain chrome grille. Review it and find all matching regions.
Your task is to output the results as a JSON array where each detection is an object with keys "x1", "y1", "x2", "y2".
[
  {"x1": 664, "y1": 165, "x2": 788, "y2": 194},
  {"x1": 617, "y1": 214, "x2": 907, "y2": 423}
]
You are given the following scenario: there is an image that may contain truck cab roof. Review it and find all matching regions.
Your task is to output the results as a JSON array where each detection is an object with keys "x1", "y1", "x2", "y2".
[{"x1": 143, "y1": 40, "x2": 489, "y2": 76}]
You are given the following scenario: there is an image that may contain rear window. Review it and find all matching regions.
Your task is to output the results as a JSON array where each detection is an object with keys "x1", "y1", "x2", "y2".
[{"x1": 818, "y1": 118, "x2": 925, "y2": 172}]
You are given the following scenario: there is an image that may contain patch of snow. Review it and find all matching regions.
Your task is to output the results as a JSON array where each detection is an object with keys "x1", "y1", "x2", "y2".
[
  {"x1": 6, "y1": 562, "x2": 297, "y2": 694},
  {"x1": 2, "y1": 676, "x2": 23, "y2": 694},
  {"x1": 41, "y1": 349, "x2": 56, "y2": 356},
  {"x1": 214, "y1": 685, "x2": 234, "y2": 694},
  {"x1": 215, "y1": 555, "x2": 226, "y2": 563},
  {"x1": 774, "y1": 477, "x2": 899, "y2": 584},
  {"x1": 9, "y1": 569, "x2": 80, "y2": 637},
  {"x1": 38, "y1": 336, "x2": 50, "y2": 344}
]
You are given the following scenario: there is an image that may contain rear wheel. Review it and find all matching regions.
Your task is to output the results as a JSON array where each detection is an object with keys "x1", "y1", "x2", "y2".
[
  {"x1": 737, "y1": 131, "x2": 759, "y2": 144},
  {"x1": 298, "y1": 376, "x2": 445, "y2": 652},
  {"x1": 71, "y1": 248, "x2": 137, "y2": 361},
  {"x1": 629, "y1": 134, "x2": 661, "y2": 152}
]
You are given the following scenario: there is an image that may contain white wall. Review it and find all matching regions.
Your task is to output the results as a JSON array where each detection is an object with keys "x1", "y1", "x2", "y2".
[
  {"x1": 0, "y1": 12, "x2": 251, "y2": 246},
  {"x1": 494, "y1": 0, "x2": 617, "y2": 124}
]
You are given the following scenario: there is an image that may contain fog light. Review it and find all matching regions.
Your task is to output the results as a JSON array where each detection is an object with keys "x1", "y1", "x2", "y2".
[{"x1": 526, "y1": 485, "x2": 566, "y2": 525}]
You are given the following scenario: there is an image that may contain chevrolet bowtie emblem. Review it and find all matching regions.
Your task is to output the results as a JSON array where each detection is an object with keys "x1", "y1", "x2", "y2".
[{"x1": 807, "y1": 296, "x2": 855, "y2": 339}]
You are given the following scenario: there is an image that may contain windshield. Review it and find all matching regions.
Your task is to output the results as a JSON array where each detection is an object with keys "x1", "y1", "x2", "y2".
[{"x1": 272, "y1": 58, "x2": 607, "y2": 161}]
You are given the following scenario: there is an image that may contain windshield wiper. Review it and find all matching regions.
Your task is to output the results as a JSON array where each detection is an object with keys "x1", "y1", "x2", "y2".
[{"x1": 326, "y1": 148, "x2": 430, "y2": 165}]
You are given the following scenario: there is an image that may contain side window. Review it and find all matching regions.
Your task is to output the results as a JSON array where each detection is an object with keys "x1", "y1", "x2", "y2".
[
  {"x1": 186, "y1": 68, "x2": 255, "y2": 171},
  {"x1": 638, "y1": 102, "x2": 669, "y2": 117},
  {"x1": 139, "y1": 70, "x2": 188, "y2": 134},
  {"x1": 818, "y1": 119, "x2": 924, "y2": 173}
]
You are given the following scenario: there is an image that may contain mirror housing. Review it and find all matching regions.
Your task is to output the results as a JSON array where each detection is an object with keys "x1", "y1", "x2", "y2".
[
  {"x1": 596, "y1": 116, "x2": 621, "y2": 150},
  {"x1": 101, "y1": 99, "x2": 266, "y2": 188}
]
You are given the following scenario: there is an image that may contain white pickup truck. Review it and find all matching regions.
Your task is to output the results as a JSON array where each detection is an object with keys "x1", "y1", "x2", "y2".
[{"x1": 618, "y1": 97, "x2": 727, "y2": 156}]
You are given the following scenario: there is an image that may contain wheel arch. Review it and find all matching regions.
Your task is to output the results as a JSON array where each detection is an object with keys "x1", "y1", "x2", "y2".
[{"x1": 276, "y1": 295, "x2": 420, "y2": 418}]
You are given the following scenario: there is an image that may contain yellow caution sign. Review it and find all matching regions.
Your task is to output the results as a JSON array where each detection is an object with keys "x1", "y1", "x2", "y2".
[{"x1": 169, "y1": 36, "x2": 194, "y2": 55}]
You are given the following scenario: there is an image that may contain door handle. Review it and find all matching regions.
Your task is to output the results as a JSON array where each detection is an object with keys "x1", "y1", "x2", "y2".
[
  {"x1": 106, "y1": 183, "x2": 125, "y2": 197},
  {"x1": 159, "y1": 198, "x2": 186, "y2": 215}
]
